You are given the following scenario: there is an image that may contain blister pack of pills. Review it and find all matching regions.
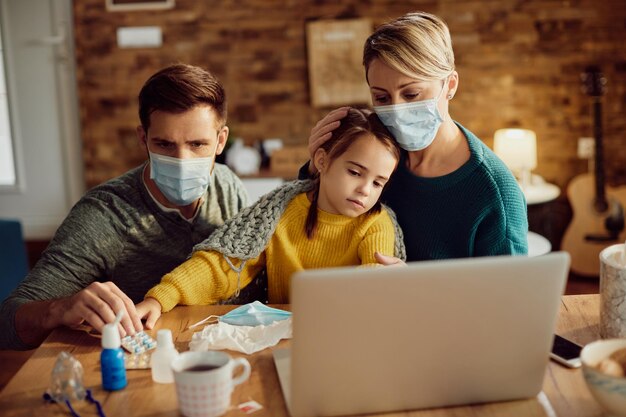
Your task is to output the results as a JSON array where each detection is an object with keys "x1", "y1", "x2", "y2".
[
  {"x1": 121, "y1": 331, "x2": 157, "y2": 354},
  {"x1": 124, "y1": 351, "x2": 151, "y2": 369}
]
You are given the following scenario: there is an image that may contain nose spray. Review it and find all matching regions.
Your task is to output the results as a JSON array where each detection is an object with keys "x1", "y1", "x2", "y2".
[{"x1": 101, "y1": 311, "x2": 128, "y2": 391}]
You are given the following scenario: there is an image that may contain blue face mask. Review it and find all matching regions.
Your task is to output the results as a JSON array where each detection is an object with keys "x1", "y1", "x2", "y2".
[
  {"x1": 220, "y1": 301, "x2": 291, "y2": 326},
  {"x1": 189, "y1": 301, "x2": 292, "y2": 329},
  {"x1": 149, "y1": 152, "x2": 213, "y2": 206},
  {"x1": 374, "y1": 81, "x2": 447, "y2": 151}
]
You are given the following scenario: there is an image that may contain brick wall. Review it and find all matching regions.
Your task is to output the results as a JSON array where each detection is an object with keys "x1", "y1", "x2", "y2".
[{"x1": 73, "y1": 0, "x2": 626, "y2": 190}]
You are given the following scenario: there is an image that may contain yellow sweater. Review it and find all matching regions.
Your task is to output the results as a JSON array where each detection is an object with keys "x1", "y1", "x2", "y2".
[{"x1": 146, "y1": 193, "x2": 396, "y2": 311}]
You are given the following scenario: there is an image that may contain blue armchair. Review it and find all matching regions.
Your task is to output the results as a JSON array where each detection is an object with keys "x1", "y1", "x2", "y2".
[{"x1": 0, "y1": 219, "x2": 29, "y2": 302}]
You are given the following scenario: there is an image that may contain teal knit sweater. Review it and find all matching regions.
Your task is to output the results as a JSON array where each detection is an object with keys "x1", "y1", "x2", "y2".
[{"x1": 381, "y1": 123, "x2": 528, "y2": 260}]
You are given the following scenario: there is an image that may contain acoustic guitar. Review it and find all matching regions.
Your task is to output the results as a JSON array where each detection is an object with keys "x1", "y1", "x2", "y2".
[{"x1": 562, "y1": 66, "x2": 626, "y2": 277}]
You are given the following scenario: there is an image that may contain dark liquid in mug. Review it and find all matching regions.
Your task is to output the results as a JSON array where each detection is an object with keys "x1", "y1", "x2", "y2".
[{"x1": 184, "y1": 364, "x2": 220, "y2": 372}]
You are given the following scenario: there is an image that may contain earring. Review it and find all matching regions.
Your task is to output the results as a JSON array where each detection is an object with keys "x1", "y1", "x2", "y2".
[{"x1": 447, "y1": 94, "x2": 453, "y2": 99}]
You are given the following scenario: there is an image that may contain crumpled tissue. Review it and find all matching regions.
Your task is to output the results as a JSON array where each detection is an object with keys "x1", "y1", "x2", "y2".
[{"x1": 189, "y1": 317, "x2": 292, "y2": 354}]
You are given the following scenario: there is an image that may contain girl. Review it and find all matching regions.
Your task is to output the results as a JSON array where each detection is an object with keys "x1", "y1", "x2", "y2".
[
  {"x1": 308, "y1": 12, "x2": 528, "y2": 262},
  {"x1": 136, "y1": 108, "x2": 405, "y2": 327}
]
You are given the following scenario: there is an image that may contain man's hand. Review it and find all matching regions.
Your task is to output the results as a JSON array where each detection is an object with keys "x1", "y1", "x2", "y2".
[
  {"x1": 374, "y1": 252, "x2": 407, "y2": 267},
  {"x1": 135, "y1": 297, "x2": 163, "y2": 329},
  {"x1": 53, "y1": 281, "x2": 144, "y2": 336},
  {"x1": 15, "y1": 281, "x2": 143, "y2": 347},
  {"x1": 308, "y1": 107, "x2": 349, "y2": 160}
]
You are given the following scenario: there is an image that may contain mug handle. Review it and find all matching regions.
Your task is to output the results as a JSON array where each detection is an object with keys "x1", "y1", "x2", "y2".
[{"x1": 231, "y1": 357, "x2": 251, "y2": 387}]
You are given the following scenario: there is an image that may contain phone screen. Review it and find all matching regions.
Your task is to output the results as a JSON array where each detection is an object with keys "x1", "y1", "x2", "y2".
[{"x1": 552, "y1": 334, "x2": 582, "y2": 360}]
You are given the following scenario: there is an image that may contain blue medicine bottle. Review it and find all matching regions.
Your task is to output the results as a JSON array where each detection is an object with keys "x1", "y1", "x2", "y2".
[{"x1": 101, "y1": 321, "x2": 127, "y2": 391}]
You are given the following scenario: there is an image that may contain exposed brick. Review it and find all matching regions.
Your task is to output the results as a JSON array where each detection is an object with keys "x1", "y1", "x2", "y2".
[{"x1": 74, "y1": 0, "x2": 626, "y2": 190}]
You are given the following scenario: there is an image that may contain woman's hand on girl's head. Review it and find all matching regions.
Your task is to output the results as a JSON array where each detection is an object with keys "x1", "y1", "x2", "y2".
[
  {"x1": 374, "y1": 252, "x2": 407, "y2": 267},
  {"x1": 135, "y1": 297, "x2": 163, "y2": 329},
  {"x1": 308, "y1": 107, "x2": 350, "y2": 160}
]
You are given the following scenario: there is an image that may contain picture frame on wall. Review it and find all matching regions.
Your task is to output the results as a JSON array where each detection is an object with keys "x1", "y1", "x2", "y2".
[
  {"x1": 306, "y1": 18, "x2": 372, "y2": 108},
  {"x1": 106, "y1": 0, "x2": 175, "y2": 12}
]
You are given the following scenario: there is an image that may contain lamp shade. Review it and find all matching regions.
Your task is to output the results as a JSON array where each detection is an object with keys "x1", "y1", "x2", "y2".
[{"x1": 493, "y1": 128, "x2": 537, "y2": 172}]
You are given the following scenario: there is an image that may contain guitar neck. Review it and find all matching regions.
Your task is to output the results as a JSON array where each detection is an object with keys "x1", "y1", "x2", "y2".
[{"x1": 593, "y1": 97, "x2": 607, "y2": 212}]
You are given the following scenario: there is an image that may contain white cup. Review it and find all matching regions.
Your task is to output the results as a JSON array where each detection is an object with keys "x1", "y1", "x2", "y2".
[
  {"x1": 171, "y1": 351, "x2": 251, "y2": 417},
  {"x1": 599, "y1": 244, "x2": 626, "y2": 338}
]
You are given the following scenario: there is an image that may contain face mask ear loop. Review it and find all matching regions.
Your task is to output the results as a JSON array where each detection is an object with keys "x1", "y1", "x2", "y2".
[
  {"x1": 223, "y1": 256, "x2": 247, "y2": 298},
  {"x1": 210, "y1": 132, "x2": 222, "y2": 175},
  {"x1": 85, "y1": 390, "x2": 106, "y2": 417},
  {"x1": 188, "y1": 315, "x2": 220, "y2": 330},
  {"x1": 43, "y1": 389, "x2": 106, "y2": 417},
  {"x1": 437, "y1": 76, "x2": 449, "y2": 102},
  {"x1": 434, "y1": 76, "x2": 450, "y2": 123}
]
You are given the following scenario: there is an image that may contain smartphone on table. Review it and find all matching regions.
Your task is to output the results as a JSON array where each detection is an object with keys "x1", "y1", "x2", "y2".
[{"x1": 550, "y1": 334, "x2": 582, "y2": 368}]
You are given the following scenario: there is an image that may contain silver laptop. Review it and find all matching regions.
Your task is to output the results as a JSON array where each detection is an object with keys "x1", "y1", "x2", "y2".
[{"x1": 273, "y1": 252, "x2": 570, "y2": 417}]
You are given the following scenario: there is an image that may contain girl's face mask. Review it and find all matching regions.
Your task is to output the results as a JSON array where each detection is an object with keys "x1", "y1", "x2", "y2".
[{"x1": 189, "y1": 301, "x2": 292, "y2": 329}]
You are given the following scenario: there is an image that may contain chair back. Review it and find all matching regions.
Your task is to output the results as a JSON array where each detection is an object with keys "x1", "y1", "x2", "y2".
[{"x1": 0, "y1": 219, "x2": 29, "y2": 302}]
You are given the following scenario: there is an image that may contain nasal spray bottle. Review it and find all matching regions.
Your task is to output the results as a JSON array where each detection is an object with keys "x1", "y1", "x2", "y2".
[
  {"x1": 151, "y1": 329, "x2": 179, "y2": 383},
  {"x1": 101, "y1": 311, "x2": 127, "y2": 391}
]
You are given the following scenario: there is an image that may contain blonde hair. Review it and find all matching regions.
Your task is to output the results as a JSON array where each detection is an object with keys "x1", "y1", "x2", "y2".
[{"x1": 363, "y1": 12, "x2": 455, "y2": 82}]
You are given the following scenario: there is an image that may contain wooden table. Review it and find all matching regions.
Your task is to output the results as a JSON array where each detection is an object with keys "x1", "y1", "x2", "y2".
[{"x1": 0, "y1": 296, "x2": 605, "y2": 416}]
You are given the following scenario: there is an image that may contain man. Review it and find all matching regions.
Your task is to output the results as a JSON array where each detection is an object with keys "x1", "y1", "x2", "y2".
[{"x1": 0, "y1": 64, "x2": 248, "y2": 350}]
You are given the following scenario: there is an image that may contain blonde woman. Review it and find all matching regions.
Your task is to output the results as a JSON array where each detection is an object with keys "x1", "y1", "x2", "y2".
[{"x1": 306, "y1": 12, "x2": 528, "y2": 262}]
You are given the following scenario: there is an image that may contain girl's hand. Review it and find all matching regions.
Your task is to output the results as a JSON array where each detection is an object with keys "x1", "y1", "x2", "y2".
[
  {"x1": 135, "y1": 297, "x2": 163, "y2": 329},
  {"x1": 374, "y1": 252, "x2": 406, "y2": 267},
  {"x1": 308, "y1": 107, "x2": 350, "y2": 160}
]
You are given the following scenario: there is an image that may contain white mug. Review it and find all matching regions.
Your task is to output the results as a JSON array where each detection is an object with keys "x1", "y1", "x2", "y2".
[{"x1": 171, "y1": 351, "x2": 251, "y2": 417}]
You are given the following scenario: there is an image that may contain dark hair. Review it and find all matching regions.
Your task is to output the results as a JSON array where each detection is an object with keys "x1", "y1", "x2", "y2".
[
  {"x1": 138, "y1": 64, "x2": 227, "y2": 131},
  {"x1": 305, "y1": 108, "x2": 401, "y2": 238}
]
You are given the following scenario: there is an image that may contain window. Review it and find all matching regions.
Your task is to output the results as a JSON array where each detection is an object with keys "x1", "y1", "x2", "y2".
[{"x1": 0, "y1": 19, "x2": 16, "y2": 187}]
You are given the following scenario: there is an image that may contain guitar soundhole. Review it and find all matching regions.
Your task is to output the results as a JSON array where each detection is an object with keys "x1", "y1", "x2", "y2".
[{"x1": 585, "y1": 198, "x2": 625, "y2": 242}]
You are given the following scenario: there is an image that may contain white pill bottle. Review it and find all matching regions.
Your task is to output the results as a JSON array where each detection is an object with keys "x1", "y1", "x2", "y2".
[{"x1": 151, "y1": 329, "x2": 180, "y2": 383}]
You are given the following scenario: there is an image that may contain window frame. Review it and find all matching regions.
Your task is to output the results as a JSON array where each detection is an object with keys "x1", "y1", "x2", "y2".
[{"x1": 0, "y1": 2, "x2": 25, "y2": 193}]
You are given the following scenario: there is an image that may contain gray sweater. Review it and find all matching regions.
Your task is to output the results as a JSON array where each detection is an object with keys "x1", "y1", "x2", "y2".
[{"x1": 0, "y1": 163, "x2": 248, "y2": 350}]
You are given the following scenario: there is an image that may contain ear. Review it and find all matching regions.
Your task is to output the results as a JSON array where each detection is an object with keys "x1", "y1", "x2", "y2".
[
  {"x1": 215, "y1": 126, "x2": 229, "y2": 155},
  {"x1": 313, "y1": 148, "x2": 328, "y2": 173},
  {"x1": 137, "y1": 125, "x2": 148, "y2": 151},
  {"x1": 446, "y1": 71, "x2": 459, "y2": 99}
]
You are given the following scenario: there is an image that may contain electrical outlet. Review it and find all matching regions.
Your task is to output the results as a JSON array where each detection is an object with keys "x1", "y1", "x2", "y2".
[{"x1": 577, "y1": 137, "x2": 594, "y2": 159}]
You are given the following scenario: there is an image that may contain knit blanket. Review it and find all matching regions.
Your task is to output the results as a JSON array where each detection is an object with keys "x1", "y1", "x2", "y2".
[{"x1": 193, "y1": 179, "x2": 406, "y2": 262}]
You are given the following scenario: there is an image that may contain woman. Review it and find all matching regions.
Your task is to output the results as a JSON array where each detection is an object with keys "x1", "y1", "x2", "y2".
[{"x1": 307, "y1": 12, "x2": 528, "y2": 262}]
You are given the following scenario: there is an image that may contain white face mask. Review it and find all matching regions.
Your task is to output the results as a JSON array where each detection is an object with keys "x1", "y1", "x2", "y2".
[
  {"x1": 187, "y1": 302, "x2": 293, "y2": 355},
  {"x1": 374, "y1": 80, "x2": 447, "y2": 151},
  {"x1": 189, "y1": 316, "x2": 292, "y2": 355},
  {"x1": 149, "y1": 152, "x2": 214, "y2": 206}
]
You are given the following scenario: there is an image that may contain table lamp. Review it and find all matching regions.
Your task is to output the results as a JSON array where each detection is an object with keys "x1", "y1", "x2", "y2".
[{"x1": 493, "y1": 128, "x2": 537, "y2": 190}]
